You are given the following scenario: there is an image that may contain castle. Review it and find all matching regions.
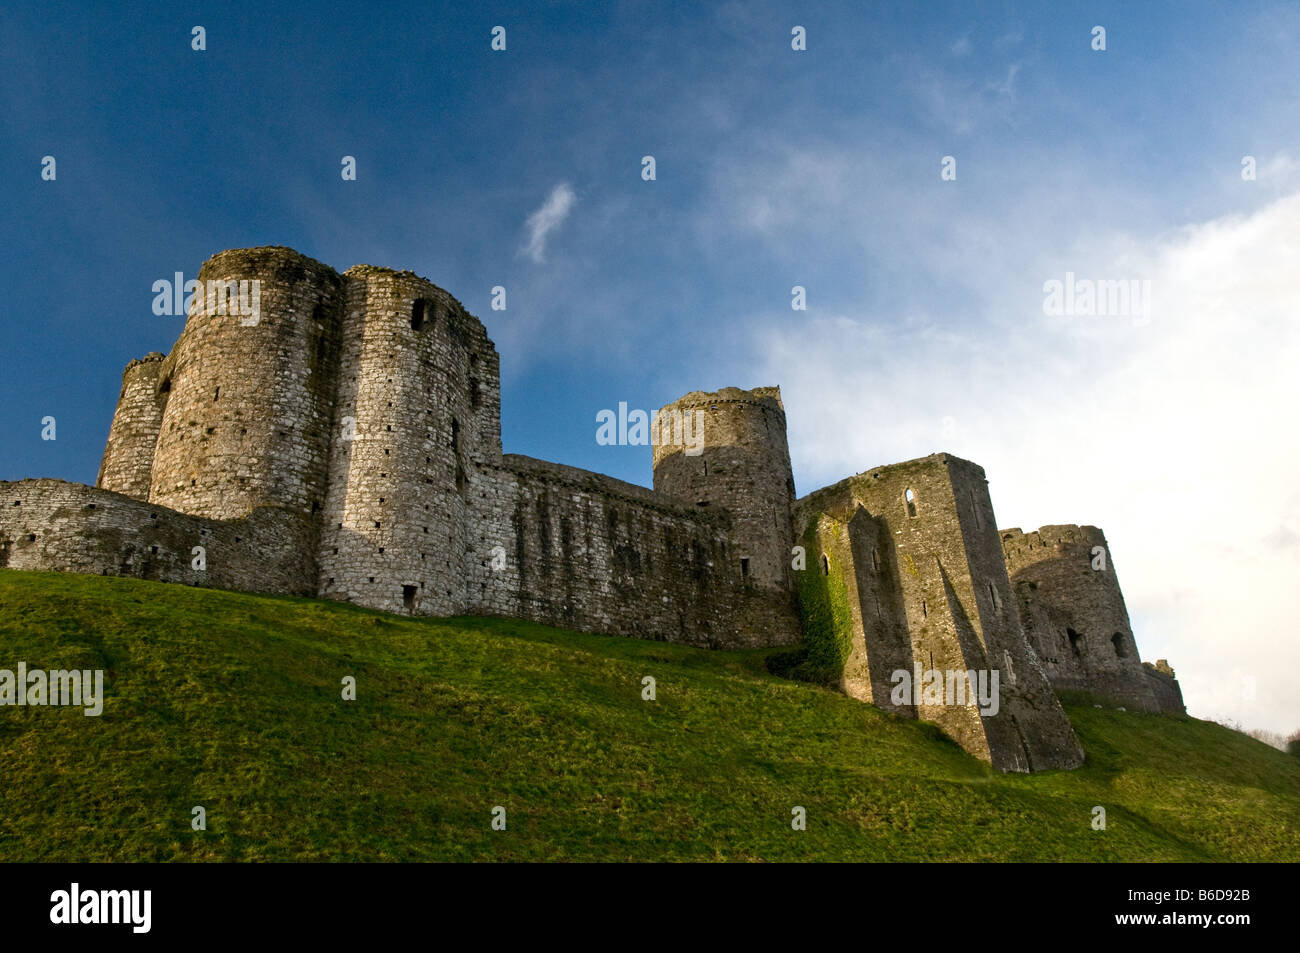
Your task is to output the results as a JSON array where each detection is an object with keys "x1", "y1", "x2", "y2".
[{"x1": 0, "y1": 246, "x2": 1184, "y2": 771}]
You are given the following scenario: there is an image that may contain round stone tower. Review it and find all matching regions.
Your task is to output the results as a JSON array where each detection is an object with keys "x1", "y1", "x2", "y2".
[
  {"x1": 652, "y1": 386, "x2": 796, "y2": 591},
  {"x1": 316, "y1": 265, "x2": 501, "y2": 617},
  {"x1": 97, "y1": 352, "x2": 167, "y2": 500},
  {"x1": 148, "y1": 246, "x2": 344, "y2": 520}
]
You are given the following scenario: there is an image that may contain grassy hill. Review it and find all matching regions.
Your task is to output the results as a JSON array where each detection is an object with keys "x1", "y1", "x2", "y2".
[{"x1": 0, "y1": 569, "x2": 1296, "y2": 862}]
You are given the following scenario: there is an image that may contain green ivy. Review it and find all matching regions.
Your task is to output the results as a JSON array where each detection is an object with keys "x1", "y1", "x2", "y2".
[{"x1": 784, "y1": 523, "x2": 854, "y2": 685}]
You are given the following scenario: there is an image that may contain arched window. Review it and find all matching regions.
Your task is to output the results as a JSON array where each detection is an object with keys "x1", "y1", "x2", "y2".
[
  {"x1": 904, "y1": 488, "x2": 918, "y2": 518},
  {"x1": 1111, "y1": 632, "x2": 1129, "y2": 659},
  {"x1": 820, "y1": 553, "x2": 829, "y2": 576}
]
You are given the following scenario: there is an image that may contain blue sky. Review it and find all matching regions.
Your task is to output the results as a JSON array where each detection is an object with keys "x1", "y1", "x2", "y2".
[{"x1": 2, "y1": 1, "x2": 1298, "y2": 732}]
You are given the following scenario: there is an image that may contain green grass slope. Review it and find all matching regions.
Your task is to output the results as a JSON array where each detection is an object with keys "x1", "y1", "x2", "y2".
[{"x1": 0, "y1": 569, "x2": 1296, "y2": 862}]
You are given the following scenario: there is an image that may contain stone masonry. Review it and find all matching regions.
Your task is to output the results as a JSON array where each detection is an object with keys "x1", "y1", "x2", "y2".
[
  {"x1": 1001, "y1": 526, "x2": 1185, "y2": 713},
  {"x1": 0, "y1": 246, "x2": 1185, "y2": 772}
]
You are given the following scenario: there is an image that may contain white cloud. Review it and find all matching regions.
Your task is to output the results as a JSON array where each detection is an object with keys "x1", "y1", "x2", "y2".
[
  {"x1": 740, "y1": 190, "x2": 1300, "y2": 735},
  {"x1": 521, "y1": 182, "x2": 577, "y2": 263}
]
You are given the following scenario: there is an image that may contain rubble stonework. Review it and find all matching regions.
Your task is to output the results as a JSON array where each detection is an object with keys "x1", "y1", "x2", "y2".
[
  {"x1": 0, "y1": 245, "x2": 1185, "y2": 772},
  {"x1": 1001, "y1": 526, "x2": 1185, "y2": 714}
]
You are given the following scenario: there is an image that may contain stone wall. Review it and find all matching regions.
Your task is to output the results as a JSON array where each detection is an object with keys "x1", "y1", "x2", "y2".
[
  {"x1": 96, "y1": 352, "x2": 166, "y2": 500},
  {"x1": 0, "y1": 479, "x2": 316, "y2": 597},
  {"x1": 794, "y1": 454, "x2": 1084, "y2": 772},
  {"x1": 1144, "y1": 660, "x2": 1186, "y2": 713},
  {"x1": 1001, "y1": 525, "x2": 1176, "y2": 712},
  {"x1": 468, "y1": 455, "x2": 801, "y2": 648}
]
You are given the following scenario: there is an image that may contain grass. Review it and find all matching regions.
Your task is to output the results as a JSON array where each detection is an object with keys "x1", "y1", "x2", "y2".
[{"x1": 0, "y1": 569, "x2": 1296, "y2": 862}]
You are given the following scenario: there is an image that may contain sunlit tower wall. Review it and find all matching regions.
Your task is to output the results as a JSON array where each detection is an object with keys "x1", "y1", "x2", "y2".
[
  {"x1": 652, "y1": 386, "x2": 797, "y2": 592},
  {"x1": 317, "y1": 266, "x2": 501, "y2": 617},
  {"x1": 97, "y1": 352, "x2": 167, "y2": 500},
  {"x1": 651, "y1": 386, "x2": 796, "y2": 591},
  {"x1": 147, "y1": 247, "x2": 344, "y2": 522}
]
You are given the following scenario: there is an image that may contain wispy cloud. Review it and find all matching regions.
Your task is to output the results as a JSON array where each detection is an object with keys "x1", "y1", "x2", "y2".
[{"x1": 521, "y1": 182, "x2": 577, "y2": 263}]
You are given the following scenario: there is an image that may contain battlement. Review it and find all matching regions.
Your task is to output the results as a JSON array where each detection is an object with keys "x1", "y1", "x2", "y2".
[
  {"x1": 1000, "y1": 524, "x2": 1107, "y2": 562},
  {"x1": 658, "y1": 385, "x2": 786, "y2": 415},
  {"x1": 121, "y1": 352, "x2": 165, "y2": 373}
]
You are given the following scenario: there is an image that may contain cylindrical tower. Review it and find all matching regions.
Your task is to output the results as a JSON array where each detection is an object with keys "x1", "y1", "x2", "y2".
[
  {"x1": 97, "y1": 352, "x2": 167, "y2": 500},
  {"x1": 317, "y1": 265, "x2": 500, "y2": 616},
  {"x1": 1001, "y1": 524, "x2": 1159, "y2": 710},
  {"x1": 652, "y1": 386, "x2": 796, "y2": 591},
  {"x1": 148, "y1": 247, "x2": 344, "y2": 520}
]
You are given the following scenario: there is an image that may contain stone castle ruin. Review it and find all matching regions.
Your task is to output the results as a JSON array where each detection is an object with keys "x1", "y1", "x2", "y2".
[{"x1": 0, "y1": 246, "x2": 1184, "y2": 772}]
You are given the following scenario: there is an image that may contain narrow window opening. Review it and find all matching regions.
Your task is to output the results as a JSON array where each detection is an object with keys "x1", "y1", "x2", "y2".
[
  {"x1": 402, "y1": 585, "x2": 418, "y2": 610},
  {"x1": 987, "y1": 582, "x2": 1001, "y2": 611},
  {"x1": 922, "y1": 599, "x2": 928, "y2": 618},
  {"x1": 469, "y1": 377, "x2": 481, "y2": 409},
  {"x1": 411, "y1": 299, "x2": 426, "y2": 331},
  {"x1": 820, "y1": 554, "x2": 829, "y2": 576},
  {"x1": 213, "y1": 386, "x2": 220, "y2": 402},
  {"x1": 740, "y1": 557, "x2": 750, "y2": 579},
  {"x1": 871, "y1": 549, "x2": 880, "y2": 572},
  {"x1": 1111, "y1": 632, "x2": 1129, "y2": 659},
  {"x1": 1067, "y1": 628, "x2": 1084, "y2": 657},
  {"x1": 905, "y1": 488, "x2": 918, "y2": 518}
]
